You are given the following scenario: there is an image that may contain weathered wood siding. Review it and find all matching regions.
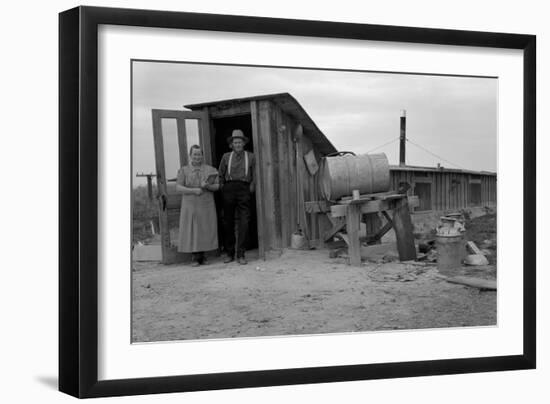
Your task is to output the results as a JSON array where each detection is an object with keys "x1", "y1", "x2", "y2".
[
  {"x1": 390, "y1": 169, "x2": 496, "y2": 213},
  {"x1": 251, "y1": 100, "x2": 328, "y2": 254},
  {"x1": 299, "y1": 129, "x2": 324, "y2": 246}
]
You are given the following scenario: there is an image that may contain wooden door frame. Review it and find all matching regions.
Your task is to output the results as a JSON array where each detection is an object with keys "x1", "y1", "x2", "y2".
[{"x1": 151, "y1": 108, "x2": 212, "y2": 264}]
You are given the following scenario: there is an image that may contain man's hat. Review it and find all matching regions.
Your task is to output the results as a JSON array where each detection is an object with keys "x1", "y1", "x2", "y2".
[{"x1": 227, "y1": 129, "x2": 249, "y2": 144}]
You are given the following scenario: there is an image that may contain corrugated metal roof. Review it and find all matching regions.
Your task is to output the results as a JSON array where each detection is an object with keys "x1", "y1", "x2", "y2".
[
  {"x1": 389, "y1": 164, "x2": 497, "y2": 176},
  {"x1": 184, "y1": 92, "x2": 337, "y2": 155}
]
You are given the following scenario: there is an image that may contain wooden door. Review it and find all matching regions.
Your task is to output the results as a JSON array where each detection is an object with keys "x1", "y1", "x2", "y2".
[{"x1": 151, "y1": 109, "x2": 212, "y2": 264}]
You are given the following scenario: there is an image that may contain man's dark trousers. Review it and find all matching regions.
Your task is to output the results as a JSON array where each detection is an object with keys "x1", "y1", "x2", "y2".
[{"x1": 222, "y1": 181, "x2": 251, "y2": 258}]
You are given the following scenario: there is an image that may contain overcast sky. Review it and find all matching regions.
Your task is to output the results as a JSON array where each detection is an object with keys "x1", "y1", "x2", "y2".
[{"x1": 132, "y1": 61, "x2": 497, "y2": 186}]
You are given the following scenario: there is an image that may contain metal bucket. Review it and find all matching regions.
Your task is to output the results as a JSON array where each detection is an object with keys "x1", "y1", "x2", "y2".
[
  {"x1": 290, "y1": 231, "x2": 308, "y2": 249},
  {"x1": 319, "y1": 153, "x2": 390, "y2": 200},
  {"x1": 436, "y1": 235, "x2": 464, "y2": 275}
]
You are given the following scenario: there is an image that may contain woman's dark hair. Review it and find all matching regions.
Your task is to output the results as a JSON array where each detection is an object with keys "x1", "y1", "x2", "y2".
[{"x1": 189, "y1": 144, "x2": 203, "y2": 156}]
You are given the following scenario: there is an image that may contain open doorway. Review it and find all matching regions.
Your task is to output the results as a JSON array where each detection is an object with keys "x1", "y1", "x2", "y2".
[{"x1": 212, "y1": 115, "x2": 259, "y2": 253}]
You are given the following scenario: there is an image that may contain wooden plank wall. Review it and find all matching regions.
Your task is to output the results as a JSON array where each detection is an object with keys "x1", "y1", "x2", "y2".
[
  {"x1": 257, "y1": 101, "x2": 328, "y2": 251},
  {"x1": 256, "y1": 101, "x2": 277, "y2": 251},
  {"x1": 257, "y1": 101, "x2": 299, "y2": 252},
  {"x1": 274, "y1": 104, "x2": 291, "y2": 247},
  {"x1": 277, "y1": 102, "x2": 298, "y2": 248},
  {"x1": 390, "y1": 169, "x2": 497, "y2": 212},
  {"x1": 481, "y1": 175, "x2": 497, "y2": 205}
]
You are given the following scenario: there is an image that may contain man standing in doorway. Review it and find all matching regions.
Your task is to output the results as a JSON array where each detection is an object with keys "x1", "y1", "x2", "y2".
[{"x1": 218, "y1": 129, "x2": 255, "y2": 264}]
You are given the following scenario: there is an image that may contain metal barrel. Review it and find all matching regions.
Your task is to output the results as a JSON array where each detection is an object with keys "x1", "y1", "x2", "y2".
[
  {"x1": 436, "y1": 235, "x2": 465, "y2": 275},
  {"x1": 319, "y1": 153, "x2": 390, "y2": 200}
]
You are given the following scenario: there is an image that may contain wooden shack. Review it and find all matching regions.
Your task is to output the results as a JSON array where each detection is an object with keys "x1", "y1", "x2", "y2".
[
  {"x1": 389, "y1": 165, "x2": 497, "y2": 213},
  {"x1": 152, "y1": 93, "x2": 336, "y2": 263}
]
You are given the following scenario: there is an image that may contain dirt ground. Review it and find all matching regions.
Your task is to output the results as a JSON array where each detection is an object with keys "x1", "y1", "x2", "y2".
[{"x1": 132, "y1": 247, "x2": 497, "y2": 343}]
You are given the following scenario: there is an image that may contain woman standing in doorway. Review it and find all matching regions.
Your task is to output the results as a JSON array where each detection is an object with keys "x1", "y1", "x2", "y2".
[{"x1": 175, "y1": 145, "x2": 219, "y2": 266}]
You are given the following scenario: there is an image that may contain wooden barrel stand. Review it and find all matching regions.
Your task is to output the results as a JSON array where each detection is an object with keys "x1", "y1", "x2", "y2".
[{"x1": 305, "y1": 192, "x2": 419, "y2": 266}]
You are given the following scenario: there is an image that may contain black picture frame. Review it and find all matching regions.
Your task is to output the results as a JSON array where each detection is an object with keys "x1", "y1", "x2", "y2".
[{"x1": 59, "y1": 6, "x2": 536, "y2": 398}]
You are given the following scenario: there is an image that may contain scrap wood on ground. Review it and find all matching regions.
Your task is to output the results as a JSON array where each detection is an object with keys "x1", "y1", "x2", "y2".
[{"x1": 437, "y1": 275, "x2": 496, "y2": 291}]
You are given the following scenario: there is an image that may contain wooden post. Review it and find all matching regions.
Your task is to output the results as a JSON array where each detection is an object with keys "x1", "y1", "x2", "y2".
[
  {"x1": 136, "y1": 173, "x2": 156, "y2": 201},
  {"x1": 399, "y1": 110, "x2": 406, "y2": 166},
  {"x1": 346, "y1": 204, "x2": 362, "y2": 266},
  {"x1": 392, "y1": 197, "x2": 417, "y2": 261}
]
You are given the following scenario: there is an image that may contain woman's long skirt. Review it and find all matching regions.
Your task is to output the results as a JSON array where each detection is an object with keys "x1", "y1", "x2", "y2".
[{"x1": 177, "y1": 191, "x2": 218, "y2": 253}]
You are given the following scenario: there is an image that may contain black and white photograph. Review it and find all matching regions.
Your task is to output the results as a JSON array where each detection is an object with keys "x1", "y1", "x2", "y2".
[
  {"x1": 2, "y1": 0, "x2": 542, "y2": 402},
  {"x1": 131, "y1": 61, "x2": 497, "y2": 343}
]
